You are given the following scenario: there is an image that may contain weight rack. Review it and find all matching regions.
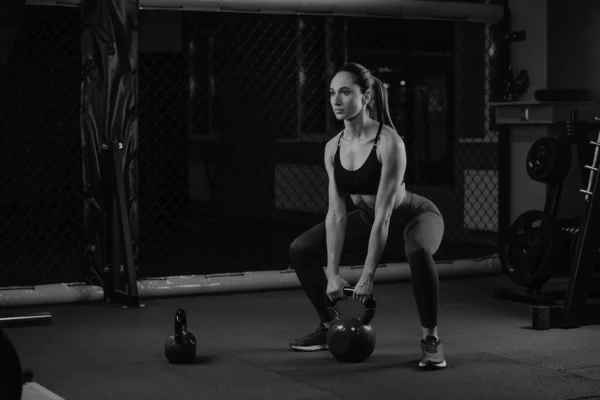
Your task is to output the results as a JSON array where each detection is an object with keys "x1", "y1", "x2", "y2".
[{"x1": 494, "y1": 112, "x2": 600, "y2": 330}]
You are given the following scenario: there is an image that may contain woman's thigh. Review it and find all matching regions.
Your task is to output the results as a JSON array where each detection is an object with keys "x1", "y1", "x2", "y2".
[
  {"x1": 402, "y1": 211, "x2": 445, "y2": 256},
  {"x1": 290, "y1": 209, "x2": 373, "y2": 263}
]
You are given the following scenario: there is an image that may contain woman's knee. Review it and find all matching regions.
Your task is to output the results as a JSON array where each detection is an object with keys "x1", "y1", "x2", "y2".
[{"x1": 405, "y1": 246, "x2": 434, "y2": 263}]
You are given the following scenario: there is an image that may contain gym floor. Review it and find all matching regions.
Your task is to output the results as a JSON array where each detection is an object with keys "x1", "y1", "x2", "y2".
[{"x1": 9, "y1": 274, "x2": 600, "y2": 400}]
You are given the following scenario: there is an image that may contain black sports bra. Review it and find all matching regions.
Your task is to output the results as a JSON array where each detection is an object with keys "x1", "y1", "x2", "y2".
[{"x1": 333, "y1": 123, "x2": 383, "y2": 195}]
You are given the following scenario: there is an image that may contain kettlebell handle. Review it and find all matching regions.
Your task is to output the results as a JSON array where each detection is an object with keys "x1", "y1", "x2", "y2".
[
  {"x1": 174, "y1": 309, "x2": 188, "y2": 344},
  {"x1": 326, "y1": 286, "x2": 377, "y2": 325}
]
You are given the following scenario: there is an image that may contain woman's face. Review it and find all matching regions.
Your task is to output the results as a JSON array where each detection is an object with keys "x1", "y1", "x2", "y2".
[{"x1": 329, "y1": 71, "x2": 370, "y2": 120}]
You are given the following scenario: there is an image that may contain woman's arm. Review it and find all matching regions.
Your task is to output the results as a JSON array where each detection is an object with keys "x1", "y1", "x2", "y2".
[
  {"x1": 323, "y1": 136, "x2": 348, "y2": 278},
  {"x1": 362, "y1": 131, "x2": 407, "y2": 278}
]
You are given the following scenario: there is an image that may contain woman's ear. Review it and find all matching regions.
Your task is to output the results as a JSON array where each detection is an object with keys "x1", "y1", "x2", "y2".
[{"x1": 363, "y1": 88, "x2": 374, "y2": 107}]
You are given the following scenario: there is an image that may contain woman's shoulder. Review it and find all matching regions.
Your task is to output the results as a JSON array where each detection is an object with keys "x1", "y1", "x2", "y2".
[
  {"x1": 325, "y1": 130, "x2": 344, "y2": 148},
  {"x1": 378, "y1": 124, "x2": 404, "y2": 146}
]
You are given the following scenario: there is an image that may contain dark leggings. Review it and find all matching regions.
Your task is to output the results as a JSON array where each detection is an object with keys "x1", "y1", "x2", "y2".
[{"x1": 290, "y1": 192, "x2": 444, "y2": 329}]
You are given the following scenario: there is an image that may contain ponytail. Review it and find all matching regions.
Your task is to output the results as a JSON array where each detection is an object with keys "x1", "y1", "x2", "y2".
[{"x1": 369, "y1": 77, "x2": 397, "y2": 133}]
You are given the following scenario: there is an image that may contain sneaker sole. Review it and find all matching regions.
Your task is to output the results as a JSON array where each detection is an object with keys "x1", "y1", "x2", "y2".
[
  {"x1": 419, "y1": 360, "x2": 447, "y2": 368},
  {"x1": 289, "y1": 344, "x2": 328, "y2": 352}
]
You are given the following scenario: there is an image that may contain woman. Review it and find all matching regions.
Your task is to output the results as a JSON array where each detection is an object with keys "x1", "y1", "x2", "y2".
[{"x1": 288, "y1": 62, "x2": 446, "y2": 369}]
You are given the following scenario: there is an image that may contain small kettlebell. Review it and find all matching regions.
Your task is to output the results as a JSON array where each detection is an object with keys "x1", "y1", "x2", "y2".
[
  {"x1": 165, "y1": 309, "x2": 197, "y2": 364},
  {"x1": 325, "y1": 286, "x2": 377, "y2": 363}
]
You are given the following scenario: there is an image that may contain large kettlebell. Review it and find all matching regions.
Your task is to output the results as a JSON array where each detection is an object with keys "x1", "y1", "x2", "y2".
[
  {"x1": 325, "y1": 286, "x2": 377, "y2": 363},
  {"x1": 165, "y1": 309, "x2": 197, "y2": 364}
]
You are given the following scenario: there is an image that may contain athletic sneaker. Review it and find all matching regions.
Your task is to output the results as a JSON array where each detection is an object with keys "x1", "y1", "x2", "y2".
[
  {"x1": 419, "y1": 335, "x2": 447, "y2": 369},
  {"x1": 289, "y1": 323, "x2": 329, "y2": 351}
]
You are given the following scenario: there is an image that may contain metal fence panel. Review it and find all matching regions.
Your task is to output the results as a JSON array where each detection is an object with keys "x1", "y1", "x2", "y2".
[
  {"x1": 0, "y1": 6, "x2": 84, "y2": 286},
  {"x1": 0, "y1": 6, "x2": 507, "y2": 285},
  {"x1": 136, "y1": 12, "x2": 504, "y2": 278}
]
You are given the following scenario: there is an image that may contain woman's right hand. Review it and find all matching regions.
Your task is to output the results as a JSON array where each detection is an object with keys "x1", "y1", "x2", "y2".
[{"x1": 326, "y1": 274, "x2": 350, "y2": 302}]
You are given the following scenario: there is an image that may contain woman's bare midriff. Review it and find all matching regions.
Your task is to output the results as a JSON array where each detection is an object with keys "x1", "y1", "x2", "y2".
[{"x1": 349, "y1": 184, "x2": 406, "y2": 215}]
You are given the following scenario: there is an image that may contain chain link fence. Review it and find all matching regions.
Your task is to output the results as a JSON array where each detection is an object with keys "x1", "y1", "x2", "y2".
[
  {"x1": 0, "y1": 6, "x2": 84, "y2": 287},
  {"x1": 0, "y1": 4, "x2": 507, "y2": 286},
  {"x1": 136, "y1": 10, "x2": 506, "y2": 278}
]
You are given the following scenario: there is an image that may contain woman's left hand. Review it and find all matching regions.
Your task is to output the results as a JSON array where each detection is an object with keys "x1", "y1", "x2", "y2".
[{"x1": 353, "y1": 274, "x2": 374, "y2": 305}]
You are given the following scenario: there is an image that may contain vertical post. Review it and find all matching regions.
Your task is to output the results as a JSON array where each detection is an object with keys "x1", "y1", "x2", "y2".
[
  {"x1": 110, "y1": 177, "x2": 121, "y2": 294},
  {"x1": 403, "y1": 24, "x2": 418, "y2": 182},
  {"x1": 187, "y1": 26, "x2": 215, "y2": 139},
  {"x1": 497, "y1": 124, "x2": 511, "y2": 264},
  {"x1": 324, "y1": 16, "x2": 334, "y2": 134},
  {"x1": 208, "y1": 34, "x2": 215, "y2": 137},
  {"x1": 296, "y1": 16, "x2": 305, "y2": 138},
  {"x1": 81, "y1": 0, "x2": 141, "y2": 306},
  {"x1": 110, "y1": 142, "x2": 141, "y2": 307},
  {"x1": 342, "y1": 19, "x2": 348, "y2": 65},
  {"x1": 490, "y1": 0, "x2": 511, "y2": 255},
  {"x1": 187, "y1": 35, "x2": 196, "y2": 138}
]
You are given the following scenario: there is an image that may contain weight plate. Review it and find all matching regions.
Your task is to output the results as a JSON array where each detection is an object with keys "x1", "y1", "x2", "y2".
[
  {"x1": 526, "y1": 137, "x2": 572, "y2": 185},
  {"x1": 504, "y1": 210, "x2": 561, "y2": 286},
  {"x1": 526, "y1": 137, "x2": 559, "y2": 184}
]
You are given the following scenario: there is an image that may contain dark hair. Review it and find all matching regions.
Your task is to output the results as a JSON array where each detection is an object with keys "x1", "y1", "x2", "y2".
[{"x1": 336, "y1": 62, "x2": 396, "y2": 132}]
